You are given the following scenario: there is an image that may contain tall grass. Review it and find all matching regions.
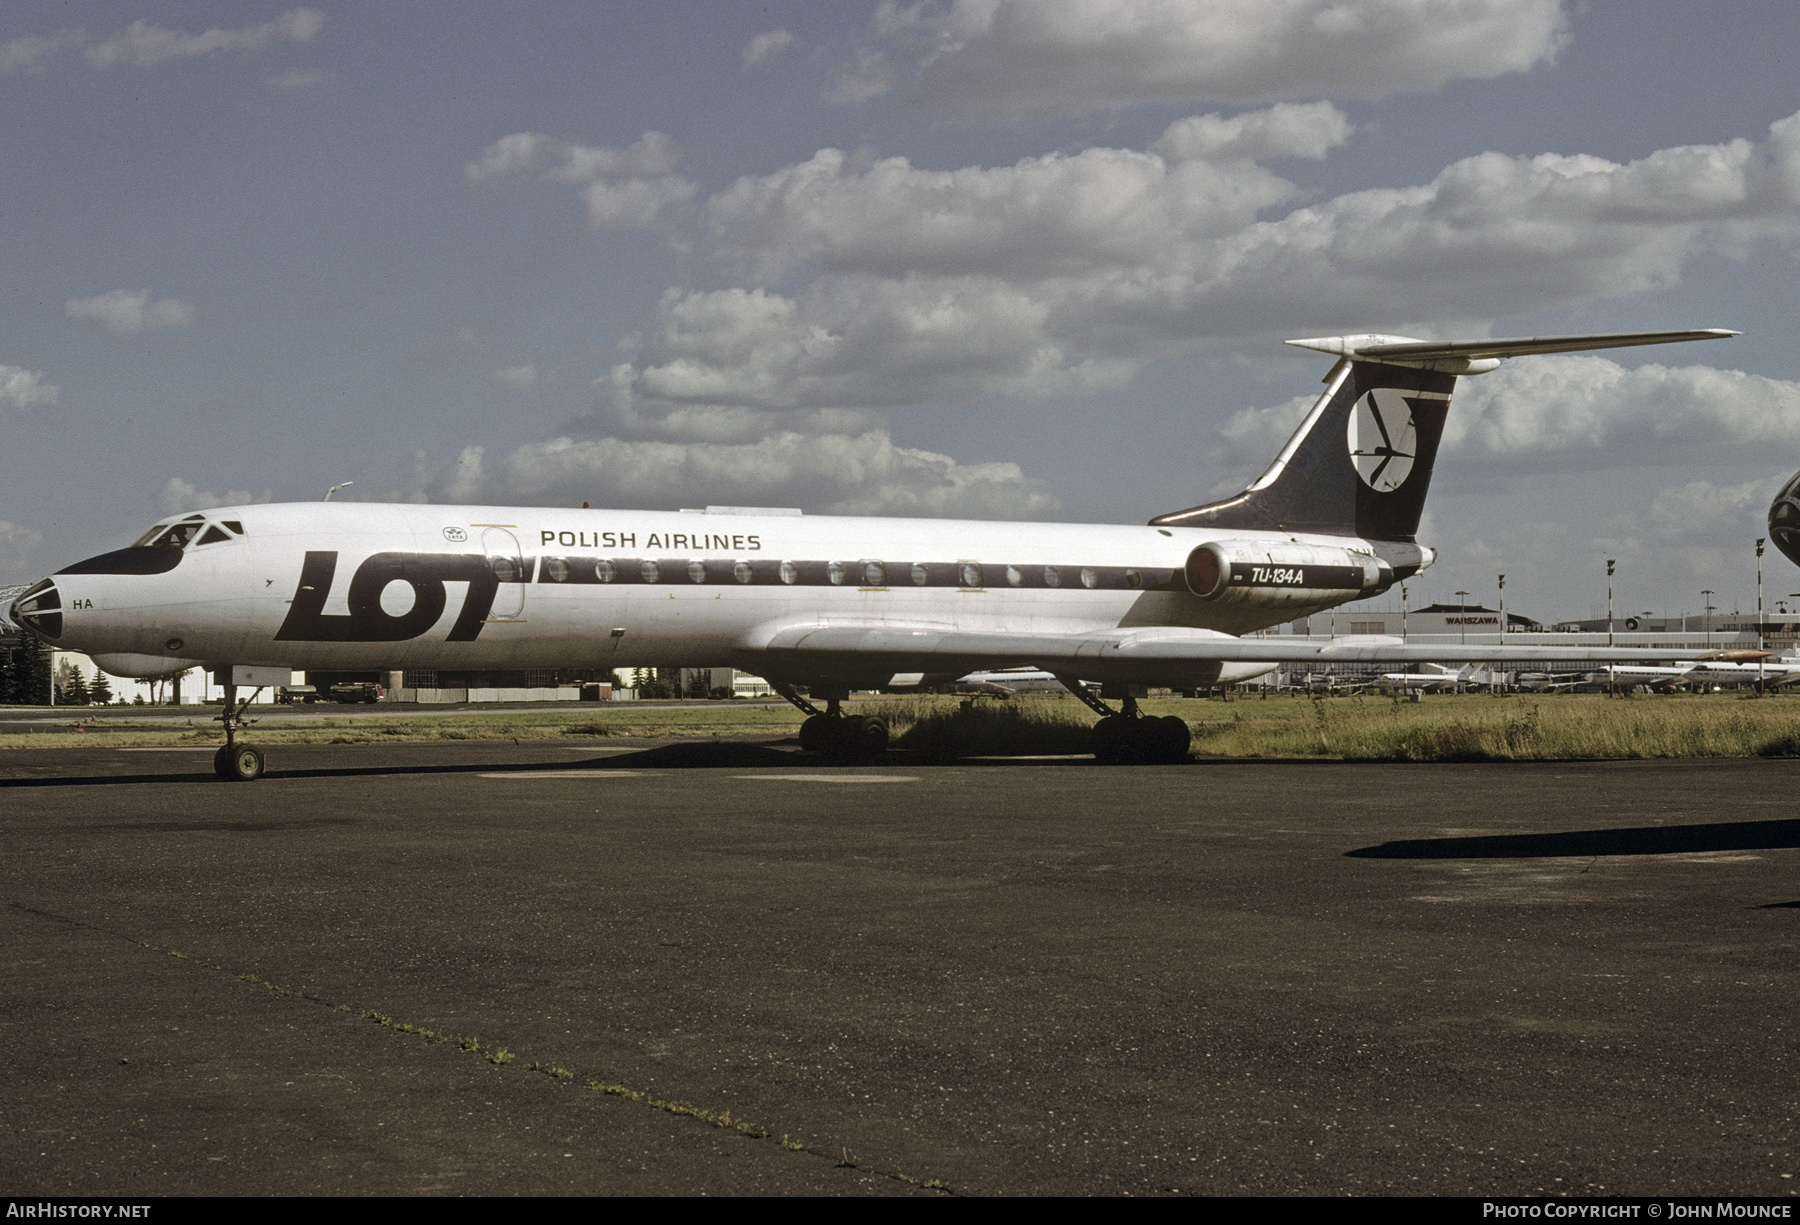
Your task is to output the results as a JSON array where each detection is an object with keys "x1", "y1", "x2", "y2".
[{"x1": 1184, "y1": 694, "x2": 1800, "y2": 761}]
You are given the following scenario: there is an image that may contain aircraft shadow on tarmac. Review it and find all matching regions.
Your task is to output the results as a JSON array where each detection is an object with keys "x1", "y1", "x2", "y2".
[
  {"x1": 0, "y1": 740, "x2": 892, "y2": 787},
  {"x1": 1347, "y1": 819, "x2": 1800, "y2": 860}
]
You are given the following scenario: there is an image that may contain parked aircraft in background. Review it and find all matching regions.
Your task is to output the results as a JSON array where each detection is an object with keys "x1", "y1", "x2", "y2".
[
  {"x1": 1376, "y1": 663, "x2": 1471, "y2": 694},
  {"x1": 1588, "y1": 655, "x2": 1800, "y2": 692},
  {"x1": 8, "y1": 328, "x2": 1740, "y2": 777},
  {"x1": 954, "y1": 668, "x2": 1081, "y2": 697}
]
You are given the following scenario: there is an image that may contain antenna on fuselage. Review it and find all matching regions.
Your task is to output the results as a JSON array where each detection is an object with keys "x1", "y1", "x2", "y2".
[{"x1": 323, "y1": 481, "x2": 353, "y2": 501}]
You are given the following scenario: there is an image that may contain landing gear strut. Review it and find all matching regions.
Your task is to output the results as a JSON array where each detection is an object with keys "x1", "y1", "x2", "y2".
[
  {"x1": 771, "y1": 681, "x2": 889, "y2": 759},
  {"x1": 213, "y1": 682, "x2": 267, "y2": 781},
  {"x1": 1054, "y1": 676, "x2": 1191, "y2": 765}
]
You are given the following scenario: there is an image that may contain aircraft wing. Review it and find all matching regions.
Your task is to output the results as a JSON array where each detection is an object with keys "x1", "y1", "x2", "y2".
[{"x1": 750, "y1": 623, "x2": 1732, "y2": 674}]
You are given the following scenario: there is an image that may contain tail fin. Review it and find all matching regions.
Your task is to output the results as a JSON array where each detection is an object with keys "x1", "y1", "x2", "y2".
[{"x1": 1152, "y1": 329, "x2": 1738, "y2": 541}]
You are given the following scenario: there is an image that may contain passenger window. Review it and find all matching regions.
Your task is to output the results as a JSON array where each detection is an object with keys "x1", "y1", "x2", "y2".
[
  {"x1": 595, "y1": 559, "x2": 617, "y2": 582},
  {"x1": 687, "y1": 560, "x2": 707, "y2": 583},
  {"x1": 640, "y1": 560, "x2": 662, "y2": 583},
  {"x1": 778, "y1": 561, "x2": 797, "y2": 585},
  {"x1": 911, "y1": 563, "x2": 928, "y2": 586},
  {"x1": 960, "y1": 563, "x2": 982, "y2": 588},
  {"x1": 1043, "y1": 566, "x2": 1060, "y2": 588},
  {"x1": 543, "y1": 558, "x2": 570, "y2": 582},
  {"x1": 733, "y1": 561, "x2": 754, "y2": 584},
  {"x1": 863, "y1": 562, "x2": 885, "y2": 586}
]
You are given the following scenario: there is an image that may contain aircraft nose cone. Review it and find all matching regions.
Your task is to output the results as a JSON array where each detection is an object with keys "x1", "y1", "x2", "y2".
[{"x1": 10, "y1": 578, "x2": 63, "y2": 640}]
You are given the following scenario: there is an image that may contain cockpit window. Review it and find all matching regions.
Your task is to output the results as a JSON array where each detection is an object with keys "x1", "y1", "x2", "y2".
[
  {"x1": 130, "y1": 514, "x2": 243, "y2": 550},
  {"x1": 151, "y1": 522, "x2": 204, "y2": 549}
]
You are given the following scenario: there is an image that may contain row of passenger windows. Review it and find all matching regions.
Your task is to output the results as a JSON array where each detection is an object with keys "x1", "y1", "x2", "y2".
[{"x1": 520, "y1": 556, "x2": 1156, "y2": 590}]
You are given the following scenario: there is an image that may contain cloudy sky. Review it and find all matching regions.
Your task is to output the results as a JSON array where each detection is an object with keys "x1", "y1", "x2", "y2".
[{"x1": 5, "y1": 0, "x2": 1800, "y2": 626}]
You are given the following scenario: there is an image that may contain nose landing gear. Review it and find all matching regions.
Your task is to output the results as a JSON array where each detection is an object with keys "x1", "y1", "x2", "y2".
[{"x1": 213, "y1": 682, "x2": 267, "y2": 781}]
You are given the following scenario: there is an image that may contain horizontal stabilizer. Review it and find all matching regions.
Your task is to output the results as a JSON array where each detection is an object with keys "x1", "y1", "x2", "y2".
[{"x1": 1287, "y1": 329, "x2": 1737, "y2": 372}]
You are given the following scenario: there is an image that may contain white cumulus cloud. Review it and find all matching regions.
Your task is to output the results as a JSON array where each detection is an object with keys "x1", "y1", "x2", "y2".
[
  {"x1": 742, "y1": 29, "x2": 793, "y2": 69},
  {"x1": 869, "y1": 0, "x2": 1569, "y2": 120},
  {"x1": 66, "y1": 289, "x2": 196, "y2": 335},
  {"x1": 490, "y1": 363, "x2": 548, "y2": 392},
  {"x1": 0, "y1": 365, "x2": 60, "y2": 418},
  {"x1": 2, "y1": 8, "x2": 324, "y2": 74},
  {"x1": 155, "y1": 479, "x2": 273, "y2": 516},
  {"x1": 399, "y1": 430, "x2": 1059, "y2": 522},
  {"x1": 465, "y1": 131, "x2": 696, "y2": 230}
]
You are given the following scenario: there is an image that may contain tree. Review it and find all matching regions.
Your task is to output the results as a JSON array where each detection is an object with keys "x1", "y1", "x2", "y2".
[
  {"x1": 89, "y1": 668, "x2": 113, "y2": 705},
  {"x1": 56, "y1": 659, "x2": 90, "y2": 706}
]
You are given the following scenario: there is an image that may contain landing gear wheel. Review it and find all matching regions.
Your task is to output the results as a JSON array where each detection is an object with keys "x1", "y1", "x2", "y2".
[
  {"x1": 1091, "y1": 715, "x2": 1134, "y2": 764},
  {"x1": 214, "y1": 743, "x2": 265, "y2": 781},
  {"x1": 1148, "y1": 715, "x2": 1192, "y2": 763},
  {"x1": 799, "y1": 714, "x2": 835, "y2": 753},
  {"x1": 1091, "y1": 714, "x2": 1192, "y2": 764},
  {"x1": 852, "y1": 715, "x2": 889, "y2": 757}
]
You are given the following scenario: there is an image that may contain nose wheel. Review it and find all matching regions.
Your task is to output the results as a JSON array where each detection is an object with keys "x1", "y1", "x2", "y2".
[{"x1": 214, "y1": 743, "x2": 267, "y2": 781}]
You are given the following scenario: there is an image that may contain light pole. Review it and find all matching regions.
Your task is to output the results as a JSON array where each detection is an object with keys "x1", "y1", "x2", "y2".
[
  {"x1": 1497, "y1": 574, "x2": 1506, "y2": 638},
  {"x1": 1702, "y1": 589, "x2": 1715, "y2": 650},
  {"x1": 1456, "y1": 590, "x2": 1469, "y2": 646},
  {"x1": 1606, "y1": 559, "x2": 1616, "y2": 648},
  {"x1": 1401, "y1": 583, "x2": 1409, "y2": 643}
]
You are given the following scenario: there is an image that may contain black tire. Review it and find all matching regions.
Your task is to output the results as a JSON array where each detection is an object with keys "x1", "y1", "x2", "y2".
[
  {"x1": 853, "y1": 715, "x2": 889, "y2": 757},
  {"x1": 1091, "y1": 714, "x2": 1133, "y2": 764},
  {"x1": 799, "y1": 714, "x2": 833, "y2": 753},
  {"x1": 1147, "y1": 715, "x2": 1192, "y2": 762},
  {"x1": 214, "y1": 744, "x2": 265, "y2": 781}
]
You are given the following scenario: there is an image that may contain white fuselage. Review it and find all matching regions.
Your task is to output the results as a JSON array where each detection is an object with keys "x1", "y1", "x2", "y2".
[{"x1": 30, "y1": 502, "x2": 1426, "y2": 687}]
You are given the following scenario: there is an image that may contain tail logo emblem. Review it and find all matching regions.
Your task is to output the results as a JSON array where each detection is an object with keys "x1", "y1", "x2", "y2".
[{"x1": 1348, "y1": 388, "x2": 1417, "y2": 492}]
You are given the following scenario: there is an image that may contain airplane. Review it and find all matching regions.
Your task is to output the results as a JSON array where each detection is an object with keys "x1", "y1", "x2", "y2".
[
  {"x1": 1375, "y1": 663, "x2": 1471, "y2": 694},
  {"x1": 1588, "y1": 656, "x2": 1800, "y2": 692},
  {"x1": 7, "y1": 327, "x2": 1742, "y2": 778},
  {"x1": 953, "y1": 668, "x2": 1081, "y2": 697}
]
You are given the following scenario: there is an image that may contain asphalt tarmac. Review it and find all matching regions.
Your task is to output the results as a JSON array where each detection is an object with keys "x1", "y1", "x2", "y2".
[{"x1": 3, "y1": 737, "x2": 1797, "y2": 1196}]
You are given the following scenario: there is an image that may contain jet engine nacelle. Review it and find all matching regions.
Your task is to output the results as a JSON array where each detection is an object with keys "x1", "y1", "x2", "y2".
[{"x1": 1184, "y1": 540, "x2": 1394, "y2": 607}]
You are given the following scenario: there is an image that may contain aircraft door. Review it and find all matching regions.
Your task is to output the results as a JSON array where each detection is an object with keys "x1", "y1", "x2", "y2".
[{"x1": 481, "y1": 527, "x2": 529, "y2": 621}]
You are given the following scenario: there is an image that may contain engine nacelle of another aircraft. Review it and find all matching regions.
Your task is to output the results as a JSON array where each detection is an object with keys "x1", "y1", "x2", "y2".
[{"x1": 1183, "y1": 540, "x2": 1394, "y2": 607}]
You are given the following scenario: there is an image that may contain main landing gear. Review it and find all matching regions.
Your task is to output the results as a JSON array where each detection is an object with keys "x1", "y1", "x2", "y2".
[
  {"x1": 1054, "y1": 676, "x2": 1192, "y2": 764},
  {"x1": 213, "y1": 682, "x2": 267, "y2": 781},
  {"x1": 772, "y1": 682, "x2": 890, "y2": 760}
]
